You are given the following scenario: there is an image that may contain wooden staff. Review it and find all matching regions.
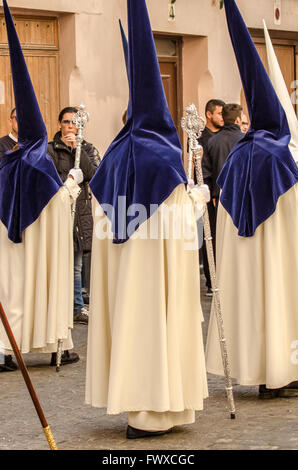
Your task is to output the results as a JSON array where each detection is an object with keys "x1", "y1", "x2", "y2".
[
  {"x1": 0, "y1": 301, "x2": 58, "y2": 449},
  {"x1": 181, "y1": 103, "x2": 236, "y2": 419}
]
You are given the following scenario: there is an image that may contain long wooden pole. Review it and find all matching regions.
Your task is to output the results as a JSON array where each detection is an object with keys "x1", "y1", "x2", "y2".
[{"x1": 0, "y1": 301, "x2": 58, "y2": 449}]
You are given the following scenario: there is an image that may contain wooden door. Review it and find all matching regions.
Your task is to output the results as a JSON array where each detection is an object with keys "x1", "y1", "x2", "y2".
[
  {"x1": 159, "y1": 61, "x2": 178, "y2": 128},
  {"x1": 155, "y1": 36, "x2": 183, "y2": 142},
  {"x1": 241, "y1": 39, "x2": 296, "y2": 122},
  {"x1": 0, "y1": 16, "x2": 60, "y2": 139}
]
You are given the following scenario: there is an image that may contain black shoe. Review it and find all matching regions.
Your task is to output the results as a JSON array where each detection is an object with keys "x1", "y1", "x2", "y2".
[
  {"x1": 258, "y1": 384, "x2": 280, "y2": 399},
  {"x1": 0, "y1": 355, "x2": 18, "y2": 372},
  {"x1": 205, "y1": 287, "x2": 213, "y2": 297},
  {"x1": 50, "y1": 350, "x2": 80, "y2": 366},
  {"x1": 82, "y1": 293, "x2": 89, "y2": 305},
  {"x1": 126, "y1": 425, "x2": 172, "y2": 439},
  {"x1": 278, "y1": 381, "x2": 298, "y2": 398}
]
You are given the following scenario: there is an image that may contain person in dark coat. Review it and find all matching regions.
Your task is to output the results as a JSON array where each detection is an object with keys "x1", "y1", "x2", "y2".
[
  {"x1": 195, "y1": 99, "x2": 225, "y2": 295},
  {"x1": 47, "y1": 107, "x2": 99, "y2": 324},
  {"x1": 202, "y1": 103, "x2": 244, "y2": 292},
  {"x1": 203, "y1": 103, "x2": 244, "y2": 201},
  {"x1": 0, "y1": 108, "x2": 18, "y2": 158},
  {"x1": 198, "y1": 99, "x2": 225, "y2": 151}
]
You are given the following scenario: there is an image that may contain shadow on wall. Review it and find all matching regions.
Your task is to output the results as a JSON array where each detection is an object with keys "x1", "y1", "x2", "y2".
[
  {"x1": 182, "y1": 35, "x2": 214, "y2": 157},
  {"x1": 198, "y1": 70, "x2": 215, "y2": 116}
]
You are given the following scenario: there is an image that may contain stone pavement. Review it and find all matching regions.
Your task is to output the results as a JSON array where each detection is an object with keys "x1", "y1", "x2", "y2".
[{"x1": 1, "y1": 278, "x2": 298, "y2": 451}]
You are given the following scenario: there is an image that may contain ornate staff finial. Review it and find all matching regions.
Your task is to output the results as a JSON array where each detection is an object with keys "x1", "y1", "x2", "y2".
[
  {"x1": 181, "y1": 103, "x2": 205, "y2": 149},
  {"x1": 72, "y1": 104, "x2": 90, "y2": 131},
  {"x1": 181, "y1": 104, "x2": 205, "y2": 181},
  {"x1": 72, "y1": 104, "x2": 90, "y2": 170}
]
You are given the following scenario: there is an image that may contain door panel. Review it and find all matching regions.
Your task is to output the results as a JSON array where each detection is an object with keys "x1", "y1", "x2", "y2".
[
  {"x1": 0, "y1": 51, "x2": 59, "y2": 139},
  {"x1": 0, "y1": 16, "x2": 58, "y2": 49},
  {"x1": 159, "y1": 61, "x2": 178, "y2": 129},
  {"x1": 241, "y1": 43, "x2": 296, "y2": 122},
  {"x1": 0, "y1": 16, "x2": 60, "y2": 140}
]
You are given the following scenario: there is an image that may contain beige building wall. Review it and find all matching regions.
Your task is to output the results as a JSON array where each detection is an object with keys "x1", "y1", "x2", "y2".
[{"x1": 3, "y1": 0, "x2": 298, "y2": 157}]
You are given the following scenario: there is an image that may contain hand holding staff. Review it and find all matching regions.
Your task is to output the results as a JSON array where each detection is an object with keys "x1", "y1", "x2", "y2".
[
  {"x1": 0, "y1": 302, "x2": 58, "y2": 449},
  {"x1": 181, "y1": 104, "x2": 236, "y2": 419}
]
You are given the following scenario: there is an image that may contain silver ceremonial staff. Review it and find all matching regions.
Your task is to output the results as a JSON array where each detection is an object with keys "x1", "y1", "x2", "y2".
[
  {"x1": 56, "y1": 104, "x2": 90, "y2": 372},
  {"x1": 181, "y1": 103, "x2": 236, "y2": 419}
]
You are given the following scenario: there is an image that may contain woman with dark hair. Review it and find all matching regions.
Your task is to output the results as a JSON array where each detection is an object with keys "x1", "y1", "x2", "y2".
[{"x1": 47, "y1": 107, "x2": 99, "y2": 327}]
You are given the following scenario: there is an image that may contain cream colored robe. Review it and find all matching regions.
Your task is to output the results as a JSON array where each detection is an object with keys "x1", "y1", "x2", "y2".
[
  {"x1": 206, "y1": 184, "x2": 298, "y2": 389},
  {"x1": 0, "y1": 178, "x2": 79, "y2": 354},
  {"x1": 85, "y1": 184, "x2": 208, "y2": 431}
]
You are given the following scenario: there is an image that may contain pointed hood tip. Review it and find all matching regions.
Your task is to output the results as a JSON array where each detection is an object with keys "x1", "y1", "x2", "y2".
[
  {"x1": 224, "y1": 0, "x2": 289, "y2": 138},
  {"x1": 127, "y1": 0, "x2": 177, "y2": 133},
  {"x1": 263, "y1": 18, "x2": 298, "y2": 164},
  {"x1": 119, "y1": 18, "x2": 129, "y2": 77},
  {"x1": 3, "y1": 0, "x2": 47, "y2": 142}
]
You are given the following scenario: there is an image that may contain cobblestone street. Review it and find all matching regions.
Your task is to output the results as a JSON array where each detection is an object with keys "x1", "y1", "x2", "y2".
[{"x1": 1, "y1": 278, "x2": 298, "y2": 451}]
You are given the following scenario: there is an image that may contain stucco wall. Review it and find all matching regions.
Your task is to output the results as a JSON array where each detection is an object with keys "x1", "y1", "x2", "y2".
[
  {"x1": 1, "y1": 0, "x2": 103, "y2": 14},
  {"x1": 2, "y1": 0, "x2": 298, "y2": 155}
]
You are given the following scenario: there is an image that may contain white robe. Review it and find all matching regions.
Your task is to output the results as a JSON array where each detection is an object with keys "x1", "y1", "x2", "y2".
[
  {"x1": 206, "y1": 184, "x2": 298, "y2": 389},
  {"x1": 0, "y1": 178, "x2": 79, "y2": 354},
  {"x1": 85, "y1": 184, "x2": 208, "y2": 430}
]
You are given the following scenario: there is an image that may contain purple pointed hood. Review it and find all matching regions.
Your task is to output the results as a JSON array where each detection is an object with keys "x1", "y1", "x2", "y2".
[
  {"x1": 0, "y1": 0, "x2": 62, "y2": 243},
  {"x1": 90, "y1": 0, "x2": 186, "y2": 243},
  {"x1": 217, "y1": 0, "x2": 298, "y2": 237}
]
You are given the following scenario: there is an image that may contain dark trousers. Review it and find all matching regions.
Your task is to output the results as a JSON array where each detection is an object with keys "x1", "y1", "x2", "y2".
[
  {"x1": 82, "y1": 251, "x2": 91, "y2": 294},
  {"x1": 199, "y1": 199, "x2": 218, "y2": 288}
]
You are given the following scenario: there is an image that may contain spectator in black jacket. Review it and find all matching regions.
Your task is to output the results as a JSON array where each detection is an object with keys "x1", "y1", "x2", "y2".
[
  {"x1": 47, "y1": 107, "x2": 99, "y2": 325},
  {"x1": 198, "y1": 99, "x2": 225, "y2": 152},
  {"x1": 203, "y1": 103, "x2": 244, "y2": 202},
  {"x1": 196, "y1": 99, "x2": 225, "y2": 295},
  {"x1": 202, "y1": 103, "x2": 243, "y2": 293},
  {"x1": 0, "y1": 107, "x2": 18, "y2": 158}
]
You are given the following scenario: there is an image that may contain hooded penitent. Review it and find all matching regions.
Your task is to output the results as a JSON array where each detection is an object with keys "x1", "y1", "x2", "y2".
[
  {"x1": 217, "y1": 0, "x2": 298, "y2": 237},
  {"x1": 0, "y1": 0, "x2": 62, "y2": 243},
  {"x1": 90, "y1": 0, "x2": 187, "y2": 243},
  {"x1": 263, "y1": 20, "x2": 298, "y2": 165}
]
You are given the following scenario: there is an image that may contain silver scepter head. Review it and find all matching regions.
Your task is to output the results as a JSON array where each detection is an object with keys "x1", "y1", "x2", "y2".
[
  {"x1": 73, "y1": 104, "x2": 90, "y2": 169},
  {"x1": 72, "y1": 104, "x2": 90, "y2": 131},
  {"x1": 181, "y1": 104, "x2": 206, "y2": 182},
  {"x1": 181, "y1": 103, "x2": 205, "y2": 151}
]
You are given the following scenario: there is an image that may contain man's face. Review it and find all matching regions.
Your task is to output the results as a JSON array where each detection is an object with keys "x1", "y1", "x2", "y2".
[
  {"x1": 241, "y1": 114, "x2": 249, "y2": 133},
  {"x1": 207, "y1": 106, "x2": 224, "y2": 129},
  {"x1": 9, "y1": 111, "x2": 18, "y2": 137},
  {"x1": 59, "y1": 112, "x2": 78, "y2": 137},
  {"x1": 235, "y1": 111, "x2": 244, "y2": 128}
]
